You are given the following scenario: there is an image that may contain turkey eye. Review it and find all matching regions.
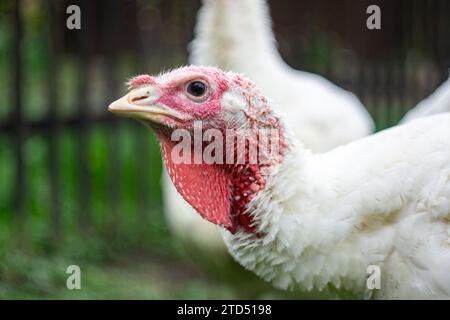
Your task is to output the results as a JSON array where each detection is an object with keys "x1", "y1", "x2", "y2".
[{"x1": 186, "y1": 81, "x2": 207, "y2": 98}]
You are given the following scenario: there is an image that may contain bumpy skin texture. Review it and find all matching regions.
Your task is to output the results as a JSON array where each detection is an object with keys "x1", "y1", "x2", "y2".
[
  {"x1": 112, "y1": 67, "x2": 450, "y2": 299},
  {"x1": 151, "y1": 68, "x2": 287, "y2": 233}
]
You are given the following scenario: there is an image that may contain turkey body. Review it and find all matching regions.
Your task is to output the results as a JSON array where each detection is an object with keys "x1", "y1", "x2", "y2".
[
  {"x1": 162, "y1": 0, "x2": 450, "y2": 262},
  {"x1": 109, "y1": 66, "x2": 450, "y2": 299},
  {"x1": 224, "y1": 113, "x2": 450, "y2": 299}
]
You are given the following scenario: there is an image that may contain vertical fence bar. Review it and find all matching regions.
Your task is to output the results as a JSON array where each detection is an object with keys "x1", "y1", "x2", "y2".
[
  {"x1": 47, "y1": 0, "x2": 62, "y2": 245},
  {"x1": 412, "y1": 0, "x2": 424, "y2": 104},
  {"x1": 356, "y1": 61, "x2": 368, "y2": 116},
  {"x1": 437, "y1": 0, "x2": 450, "y2": 80},
  {"x1": 383, "y1": 59, "x2": 392, "y2": 128},
  {"x1": 12, "y1": 0, "x2": 26, "y2": 247},
  {"x1": 405, "y1": 0, "x2": 415, "y2": 114},
  {"x1": 388, "y1": 0, "x2": 402, "y2": 121},
  {"x1": 134, "y1": 2, "x2": 152, "y2": 226},
  {"x1": 422, "y1": 0, "x2": 434, "y2": 96},
  {"x1": 398, "y1": 0, "x2": 409, "y2": 117},
  {"x1": 373, "y1": 63, "x2": 382, "y2": 129},
  {"x1": 444, "y1": 0, "x2": 450, "y2": 71},
  {"x1": 104, "y1": 0, "x2": 121, "y2": 232},
  {"x1": 76, "y1": 0, "x2": 92, "y2": 233}
]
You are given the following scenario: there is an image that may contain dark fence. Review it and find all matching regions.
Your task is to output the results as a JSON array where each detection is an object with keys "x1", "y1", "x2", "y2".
[{"x1": 0, "y1": 0, "x2": 449, "y2": 251}]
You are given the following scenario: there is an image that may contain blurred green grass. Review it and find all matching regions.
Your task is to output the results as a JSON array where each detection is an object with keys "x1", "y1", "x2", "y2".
[
  {"x1": 0, "y1": 124, "x2": 261, "y2": 299},
  {"x1": 0, "y1": 249, "x2": 238, "y2": 299},
  {"x1": 0, "y1": 1, "x2": 241, "y2": 297}
]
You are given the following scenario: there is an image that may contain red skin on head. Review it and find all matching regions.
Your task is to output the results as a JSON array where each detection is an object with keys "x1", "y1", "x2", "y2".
[
  {"x1": 130, "y1": 74, "x2": 156, "y2": 88},
  {"x1": 159, "y1": 132, "x2": 266, "y2": 234},
  {"x1": 159, "y1": 133, "x2": 233, "y2": 229},
  {"x1": 156, "y1": 68, "x2": 229, "y2": 120},
  {"x1": 143, "y1": 67, "x2": 286, "y2": 233}
]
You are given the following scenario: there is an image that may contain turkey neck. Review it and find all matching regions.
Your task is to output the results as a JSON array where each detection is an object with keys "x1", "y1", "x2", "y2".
[
  {"x1": 191, "y1": 0, "x2": 285, "y2": 75},
  {"x1": 221, "y1": 137, "x2": 387, "y2": 295}
]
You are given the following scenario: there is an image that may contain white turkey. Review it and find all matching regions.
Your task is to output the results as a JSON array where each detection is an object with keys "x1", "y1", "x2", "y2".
[
  {"x1": 109, "y1": 66, "x2": 450, "y2": 299},
  {"x1": 164, "y1": 0, "x2": 374, "y2": 251},
  {"x1": 163, "y1": 0, "x2": 450, "y2": 253},
  {"x1": 401, "y1": 75, "x2": 450, "y2": 123}
]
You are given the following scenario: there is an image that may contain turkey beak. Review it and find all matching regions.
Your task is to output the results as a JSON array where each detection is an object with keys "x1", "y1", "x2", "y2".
[{"x1": 108, "y1": 87, "x2": 182, "y2": 124}]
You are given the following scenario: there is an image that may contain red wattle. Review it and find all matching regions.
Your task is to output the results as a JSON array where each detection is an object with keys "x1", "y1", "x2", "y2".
[{"x1": 159, "y1": 135, "x2": 233, "y2": 230}]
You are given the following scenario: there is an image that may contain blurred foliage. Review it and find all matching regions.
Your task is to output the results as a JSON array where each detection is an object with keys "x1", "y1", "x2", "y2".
[{"x1": 0, "y1": 0, "x2": 215, "y2": 299}]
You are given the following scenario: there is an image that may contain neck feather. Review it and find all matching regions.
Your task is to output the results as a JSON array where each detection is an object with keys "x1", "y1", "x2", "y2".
[{"x1": 223, "y1": 142, "x2": 394, "y2": 295}]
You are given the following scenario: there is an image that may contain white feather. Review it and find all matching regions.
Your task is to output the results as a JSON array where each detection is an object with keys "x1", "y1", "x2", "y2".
[
  {"x1": 401, "y1": 75, "x2": 450, "y2": 123},
  {"x1": 224, "y1": 113, "x2": 450, "y2": 299}
]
